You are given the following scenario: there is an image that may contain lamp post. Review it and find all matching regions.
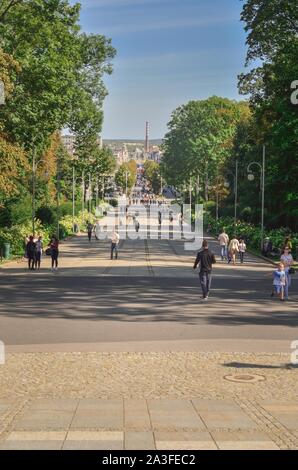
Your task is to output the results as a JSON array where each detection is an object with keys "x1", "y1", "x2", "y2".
[
  {"x1": 247, "y1": 145, "x2": 266, "y2": 250},
  {"x1": 70, "y1": 170, "x2": 85, "y2": 231},
  {"x1": 189, "y1": 177, "x2": 193, "y2": 214},
  {"x1": 125, "y1": 171, "x2": 130, "y2": 197},
  {"x1": 224, "y1": 159, "x2": 239, "y2": 224},
  {"x1": 32, "y1": 151, "x2": 47, "y2": 236}
]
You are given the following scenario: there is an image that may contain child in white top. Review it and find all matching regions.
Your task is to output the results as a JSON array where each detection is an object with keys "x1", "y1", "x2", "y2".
[
  {"x1": 271, "y1": 262, "x2": 286, "y2": 301},
  {"x1": 238, "y1": 239, "x2": 246, "y2": 264}
]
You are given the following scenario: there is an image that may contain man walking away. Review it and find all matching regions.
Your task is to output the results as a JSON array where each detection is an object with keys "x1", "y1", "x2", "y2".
[
  {"x1": 87, "y1": 222, "x2": 93, "y2": 242},
  {"x1": 218, "y1": 229, "x2": 229, "y2": 260},
  {"x1": 110, "y1": 230, "x2": 120, "y2": 260},
  {"x1": 35, "y1": 236, "x2": 43, "y2": 270},
  {"x1": 26, "y1": 236, "x2": 36, "y2": 270},
  {"x1": 193, "y1": 239, "x2": 216, "y2": 300},
  {"x1": 135, "y1": 218, "x2": 140, "y2": 233}
]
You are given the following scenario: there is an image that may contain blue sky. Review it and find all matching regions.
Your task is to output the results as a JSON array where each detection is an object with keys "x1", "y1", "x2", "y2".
[{"x1": 73, "y1": 0, "x2": 248, "y2": 139}]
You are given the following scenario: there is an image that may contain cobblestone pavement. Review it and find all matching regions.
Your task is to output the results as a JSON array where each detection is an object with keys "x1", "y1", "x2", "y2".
[
  {"x1": 0, "y1": 352, "x2": 297, "y2": 449},
  {"x1": 0, "y1": 210, "x2": 297, "y2": 450}
]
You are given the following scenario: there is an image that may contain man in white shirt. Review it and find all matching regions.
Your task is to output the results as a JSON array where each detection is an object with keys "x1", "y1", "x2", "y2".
[
  {"x1": 110, "y1": 230, "x2": 120, "y2": 260},
  {"x1": 218, "y1": 230, "x2": 229, "y2": 260}
]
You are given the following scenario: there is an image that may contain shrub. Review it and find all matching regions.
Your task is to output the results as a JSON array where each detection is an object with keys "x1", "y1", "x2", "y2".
[{"x1": 36, "y1": 206, "x2": 56, "y2": 225}]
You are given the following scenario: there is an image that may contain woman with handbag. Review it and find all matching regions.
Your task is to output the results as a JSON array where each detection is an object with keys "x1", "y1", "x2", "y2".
[
  {"x1": 49, "y1": 235, "x2": 59, "y2": 272},
  {"x1": 280, "y1": 246, "x2": 294, "y2": 300}
]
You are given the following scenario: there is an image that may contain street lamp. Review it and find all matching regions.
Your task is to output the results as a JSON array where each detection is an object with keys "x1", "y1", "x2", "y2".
[
  {"x1": 225, "y1": 159, "x2": 239, "y2": 224},
  {"x1": 32, "y1": 151, "x2": 48, "y2": 236},
  {"x1": 125, "y1": 171, "x2": 130, "y2": 197},
  {"x1": 247, "y1": 145, "x2": 266, "y2": 250},
  {"x1": 189, "y1": 177, "x2": 193, "y2": 213},
  {"x1": 71, "y1": 169, "x2": 85, "y2": 232}
]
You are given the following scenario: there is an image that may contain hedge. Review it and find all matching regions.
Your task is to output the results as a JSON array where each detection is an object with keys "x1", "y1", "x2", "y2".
[{"x1": 204, "y1": 214, "x2": 298, "y2": 259}]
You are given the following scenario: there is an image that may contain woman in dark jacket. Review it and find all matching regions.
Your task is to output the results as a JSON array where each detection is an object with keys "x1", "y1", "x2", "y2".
[{"x1": 49, "y1": 235, "x2": 59, "y2": 271}]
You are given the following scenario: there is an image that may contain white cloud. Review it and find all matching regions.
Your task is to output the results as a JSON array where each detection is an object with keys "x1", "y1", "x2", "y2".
[
  {"x1": 76, "y1": 0, "x2": 167, "y2": 8},
  {"x1": 86, "y1": 14, "x2": 238, "y2": 35}
]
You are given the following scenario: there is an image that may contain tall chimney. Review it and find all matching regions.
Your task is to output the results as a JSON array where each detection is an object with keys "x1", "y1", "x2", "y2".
[{"x1": 145, "y1": 121, "x2": 149, "y2": 153}]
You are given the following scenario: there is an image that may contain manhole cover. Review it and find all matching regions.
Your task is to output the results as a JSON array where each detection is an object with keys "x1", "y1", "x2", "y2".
[{"x1": 224, "y1": 374, "x2": 266, "y2": 383}]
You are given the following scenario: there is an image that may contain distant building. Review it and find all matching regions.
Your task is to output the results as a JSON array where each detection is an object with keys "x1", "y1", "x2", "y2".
[
  {"x1": 62, "y1": 134, "x2": 103, "y2": 157},
  {"x1": 61, "y1": 134, "x2": 76, "y2": 156}
]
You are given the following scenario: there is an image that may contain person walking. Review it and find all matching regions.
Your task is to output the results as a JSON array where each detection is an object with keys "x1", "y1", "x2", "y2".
[
  {"x1": 228, "y1": 236, "x2": 239, "y2": 265},
  {"x1": 94, "y1": 221, "x2": 101, "y2": 240},
  {"x1": 280, "y1": 246, "x2": 294, "y2": 300},
  {"x1": 238, "y1": 238, "x2": 246, "y2": 264},
  {"x1": 271, "y1": 262, "x2": 286, "y2": 301},
  {"x1": 262, "y1": 237, "x2": 272, "y2": 257},
  {"x1": 110, "y1": 230, "x2": 120, "y2": 260},
  {"x1": 218, "y1": 229, "x2": 229, "y2": 260},
  {"x1": 193, "y1": 239, "x2": 216, "y2": 300},
  {"x1": 135, "y1": 218, "x2": 140, "y2": 233},
  {"x1": 282, "y1": 236, "x2": 292, "y2": 253},
  {"x1": 26, "y1": 236, "x2": 36, "y2": 270},
  {"x1": 158, "y1": 210, "x2": 162, "y2": 225},
  {"x1": 49, "y1": 235, "x2": 59, "y2": 272},
  {"x1": 35, "y1": 235, "x2": 43, "y2": 270},
  {"x1": 87, "y1": 222, "x2": 93, "y2": 242}
]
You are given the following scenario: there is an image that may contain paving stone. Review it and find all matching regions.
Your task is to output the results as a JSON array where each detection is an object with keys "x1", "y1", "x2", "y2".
[
  {"x1": 212, "y1": 431, "x2": 280, "y2": 450},
  {"x1": 0, "y1": 441, "x2": 63, "y2": 450},
  {"x1": 148, "y1": 399, "x2": 205, "y2": 430},
  {"x1": 63, "y1": 441, "x2": 123, "y2": 450},
  {"x1": 192, "y1": 399, "x2": 257, "y2": 430},
  {"x1": 66, "y1": 431, "x2": 123, "y2": 441},
  {"x1": 124, "y1": 399, "x2": 151, "y2": 430},
  {"x1": 155, "y1": 431, "x2": 217, "y2": 450},
  {"x1": 71, "y1": 400, "x2": 123, "y2": 429},
  {"x1": 29, "y1": 399, "x2": 79, "y2": 411},
  {"x1": 6, "y1": 431, "x2": 66, "y2": 441},
  {"x1": 12, "y1": 410, "x2": 74, "y2": 431},
  {"x1": 125, "y1": 431, "x2": 155, "y2": 450}
]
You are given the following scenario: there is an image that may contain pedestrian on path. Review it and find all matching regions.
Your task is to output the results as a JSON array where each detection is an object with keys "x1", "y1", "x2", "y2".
[
  {"x1": 218, "y1": 229, "x2": 229, "y2": 260},
  {"x1": 262, "y1": 237, "x2": 272, "y2": 257},
  {"x1": 228, "y1": 236, "x2": 239, "y2": 265},
  {"x1": 282, "y1": 235, "x2": 293, "y2": 253},
  {"x1": 193, "y1": 239, "x2": 216, "y2": 300},
  {"x1": 23, "y1": 234, "x2": 30, "y2": 260},
  {"x1": 238, "y1": 238, "x2": 246, "y2": 264},
  {"x1": 26, "y1": 236, "x2": 36, "y2": 270},
  {"x1": 271, "y1": 262, "x2": 286, "y2": 301},
  {"x1": 135, "y1": 218, "x2": 140, "y2": 233},
  {"x1": 280, "y1": 246, "x2": 294, "y2": 300},
  {"x1": 110, "y1": 230, "x2": 120, "y2": 260},
  {"x1": 95, "y1": 221, "x2": 101, "y2": 240},
  {"x1": 158, "y1": 210, "x2": 162, "y2": 225},
  {"x1": 87, "y1": 222, "x2": 93, "y2": 242},
  {"x1": 35, "y1": 235, "x2": 43, "y2": 270},
  {"x1": 49, "y1": 235, "x2": 59, "y2": 272}
]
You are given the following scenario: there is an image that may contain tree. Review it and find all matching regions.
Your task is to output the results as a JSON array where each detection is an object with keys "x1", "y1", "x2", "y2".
[
  {"x1": 115, "y1": 161, "x2": 137, "y2": 194},
  {"x1": 239, "y1": 0, "x2": 298, "y2": 230},
  {"x1": 143, "y1": 160, "x2": 160, "y2": 194},
  {"x1": 162, "y1": 97, "x2": 250, "y2": 201}
]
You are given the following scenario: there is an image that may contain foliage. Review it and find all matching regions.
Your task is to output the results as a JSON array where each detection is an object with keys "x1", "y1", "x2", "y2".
[
  {"x1": 204, "y1": 213, "x2": 298, "y2": 259},
  {"x1": 161, "y1": 97, "x2": 250, "y2": 201},
  {"x1": 115, "y1": 161, "x2": 137, "y2": 193},
  {"x1": 143, "y1": 160, "x2": 161, "y2": 194}
]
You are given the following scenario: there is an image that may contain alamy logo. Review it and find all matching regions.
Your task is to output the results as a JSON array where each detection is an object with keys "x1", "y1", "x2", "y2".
[
  {"x1": 290, "y1": 80, "x2": 298, "y2": 105},
  {"x1": 291, "y1": 340, "x2": 298, "y2": 365},
  {"x1": 0, "y1": 341, "x2": 5, "y2": 365},
  {"x1": 0, "y1": 80, "x2": 5, "y2": 104}
]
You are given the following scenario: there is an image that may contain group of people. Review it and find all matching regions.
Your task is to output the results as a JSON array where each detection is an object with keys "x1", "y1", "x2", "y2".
[
  {"x1": 25, "y1": 234, "x2": 59, "y2": 272},
  {"x1": 193, "y1": 230, "x2": 295, "y2": 301},
  {"x1": 272, "y1": 245, "x2": 295, "y2": 301},
  {"x1": 218, "y1": 230, "x2": 247, "y2": 265}
]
